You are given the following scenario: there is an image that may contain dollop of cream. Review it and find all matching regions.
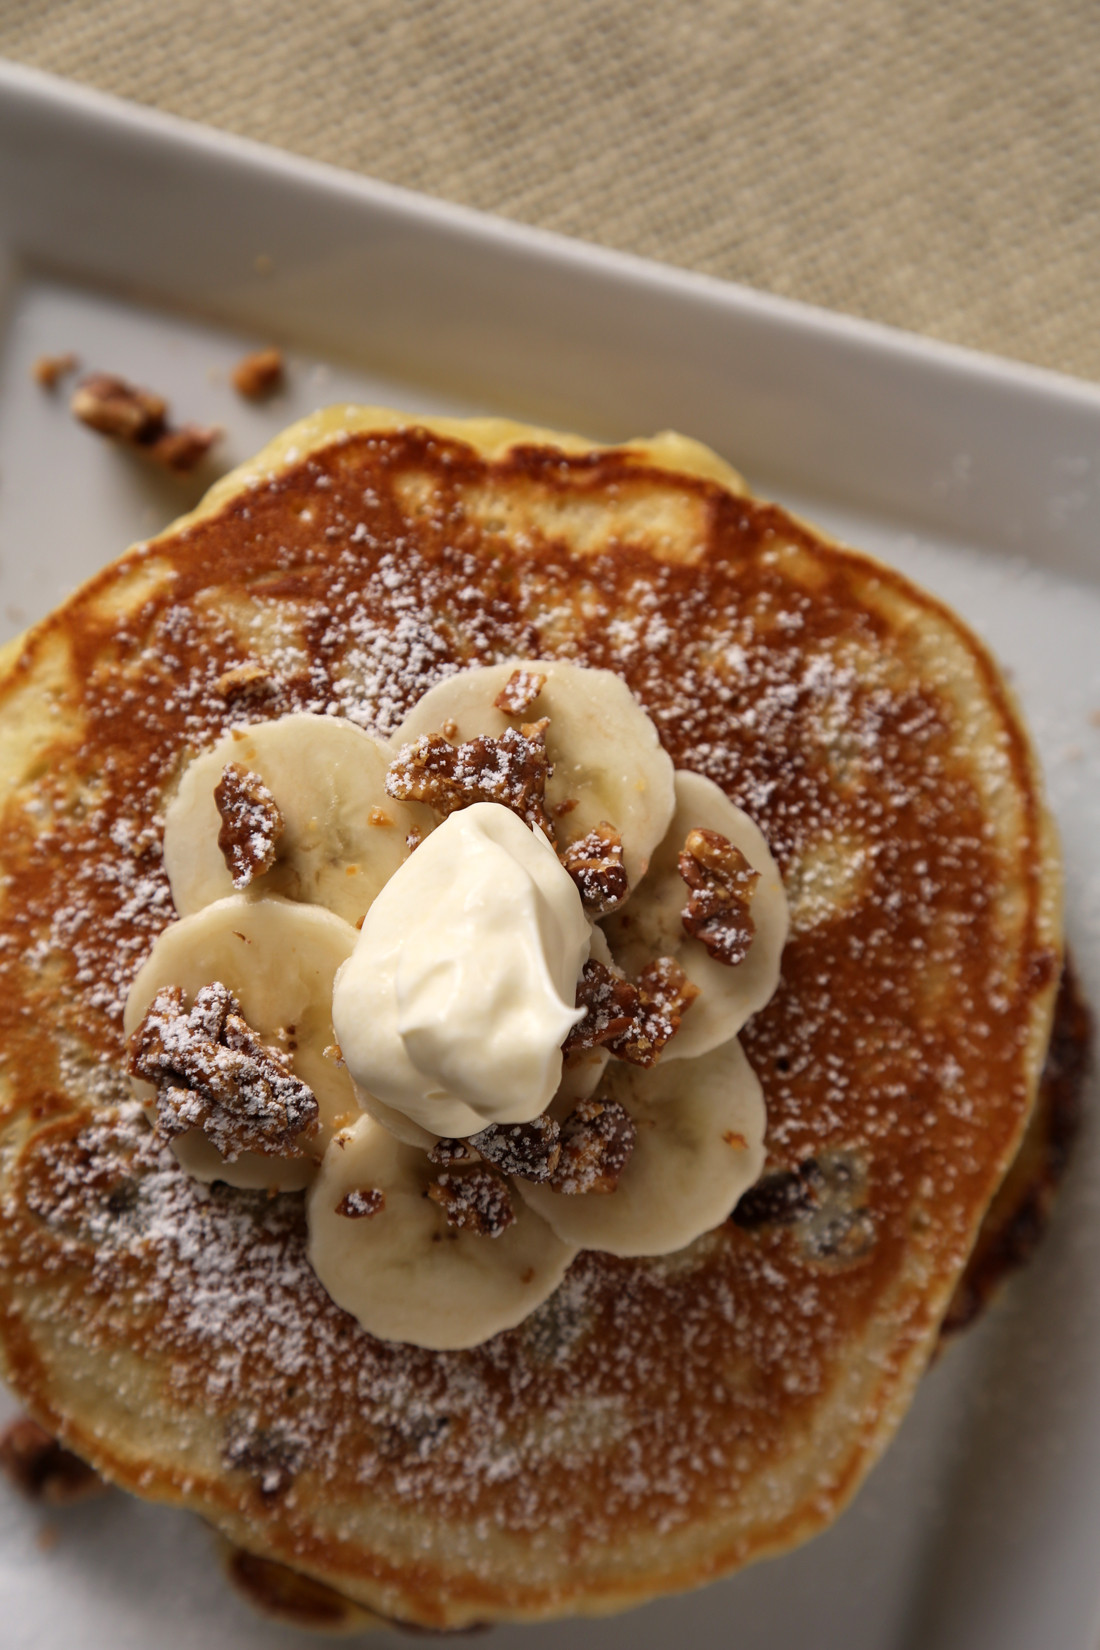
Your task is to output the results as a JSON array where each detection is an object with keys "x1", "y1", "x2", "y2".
[{"x1": 332, "y1": 803, "x2": 589, "y2": 1137}]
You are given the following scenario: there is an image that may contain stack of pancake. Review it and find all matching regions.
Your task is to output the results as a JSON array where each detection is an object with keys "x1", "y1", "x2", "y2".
[{"x1": 0, "y1": 408, "x2": 1079, "y2": 1630}]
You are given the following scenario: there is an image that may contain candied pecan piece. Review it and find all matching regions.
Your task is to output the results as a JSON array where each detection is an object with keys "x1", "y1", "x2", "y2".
[
  {"x1": 128, "y1": 982, "x2": 319, "y2": 1161},
  {"x1": 427, "y1": 1137, "x2": 478, "y2": 1166},
  {"x1": 561, "y1": 823, "x2": 628, "y2": 915},
  {"x1": 336, "y1": 1187, "x2": 385, "y2": 1218},
  {"x1": 214, "y1": 661, "x2": 275, "y2": 701},
  {"x1": 71, "y1": 372, "x2": 166, "y2": 441},
  {"x1": 426, "y1": 1166, "x2": 516, "y2": 1236},
  {"x1": 70, "y1": 371, "x2": 220, "y2": 473},
  {"x1": 386, "y1": 719, "x2": 554, "y2": 837},
  {"x1": 0, "y1": 1418, "x2": 106, "y2": 1506},
  {"x1": 469, "y1": 1115, "x2": 561, "y2": 1182},
  {"x1": 565, "y1": 956, "x2": 692, "y2": 1067},
  {"x1": 32, "y1": 352, "x2": 79, "y2": 390},
  {"x1": 550, "y1": 1097, "x2": 636, "y2": 1194},
  {"x1": 563, "y1": 959, "x2": 639, "y2": 1055},
  {"x1": 231, "y1": 346, "x2": 285, "y2": 401},
  {"x1": 637, "y1": 955, "x2": 700, "y2": 1022},
  {"x1": 679, "y1": 827, "x2": 761, "y2": 965},
  {"x1": 214, "y1": 762, "x2": 284, "y2": 888},
  {"x1": 494, "y1": 668, "x2": 546, "y2": 716},
  {"x1": 145, "y1": 423, "x2": 221, "y2": 473}
]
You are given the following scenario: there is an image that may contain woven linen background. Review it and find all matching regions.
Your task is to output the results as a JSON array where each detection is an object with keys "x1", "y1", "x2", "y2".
[{"x1": 1, "y1": 1, "x2": 1097, "y2": 383}]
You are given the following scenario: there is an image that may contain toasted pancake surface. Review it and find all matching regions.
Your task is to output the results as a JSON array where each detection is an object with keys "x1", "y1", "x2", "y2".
[{"x1": 0, "y1": 409, "x2": 1062, "y2": 1627}]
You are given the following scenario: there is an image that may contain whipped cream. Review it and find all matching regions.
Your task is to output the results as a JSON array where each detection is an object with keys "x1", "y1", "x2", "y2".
[{"x1": 332, "y1": 802, "x2": 590, "y2": 1138}]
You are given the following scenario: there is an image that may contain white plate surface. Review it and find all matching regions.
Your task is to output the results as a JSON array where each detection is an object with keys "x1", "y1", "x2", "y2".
[{"x1": 0, "y1": 62, "x2": 1099, "y2": 1650}]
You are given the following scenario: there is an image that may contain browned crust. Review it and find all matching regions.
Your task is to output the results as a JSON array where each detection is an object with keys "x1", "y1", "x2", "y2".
[{"x1": 942, "y1": 956, "x2": 1091, "y2": 1340}]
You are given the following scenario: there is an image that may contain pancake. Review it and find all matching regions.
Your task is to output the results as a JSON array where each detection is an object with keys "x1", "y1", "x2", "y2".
[{"x1": 0, "y1": 407, "x2": 1064, "y2": 1628}]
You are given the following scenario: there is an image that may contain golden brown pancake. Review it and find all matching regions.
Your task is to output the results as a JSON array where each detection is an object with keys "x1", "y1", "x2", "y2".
[{"x1": 0, "y1": 409, "x2": 1064, "y2": 1628}]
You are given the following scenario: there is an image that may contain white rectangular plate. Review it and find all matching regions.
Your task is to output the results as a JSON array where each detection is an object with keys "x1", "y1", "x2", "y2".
[{"x1": 0, "y1": 61, "x2": 1098, "y2": 1650}]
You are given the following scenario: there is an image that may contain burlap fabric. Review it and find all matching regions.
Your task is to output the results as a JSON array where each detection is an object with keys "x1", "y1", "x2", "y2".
[{"x1": 0, "y1": 2, "x2": 1096, "y2": 382}]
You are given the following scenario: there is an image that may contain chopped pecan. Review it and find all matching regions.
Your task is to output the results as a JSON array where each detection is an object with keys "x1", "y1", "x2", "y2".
[
  {"x1": 427, "y1": 1137, "x2": 478, "y2": 1166},
  {"x1": 679, "y1": 827, "x2": 760, "y2": 966},
  {"x1": 70, "y1": 371, "x2": 220, "y2": 473},
  {"x1": 426, "y1": 1166, "x2": 516, "y2": 1236},
  {"x1": 564, "y1": 957, "x2": 690, "y2": 1067},
  {"x1": 32, "y1": 352, "x2": 79, "y2": 390},
  {"x1": 561, "y1": 823, "x2": 629, "y2": 915},
  {"x1": 336, "y1": 1187, "x2": 385, "y2": 1218},
  {"x1": 0, "y1": 1418, "x2": 106, "y2": 1506},
  {"x1": 146, "y1": 423, "x2": 221, "y2": 473},
  {"x1": 637, "y1": 955, "x2": 700, "y2": 1022},
  {"x1": 563, "y1": 959, "x2": 639, "y2": 1055},
  {"x1": 71, "y1": 372, "x2": 166, "y2": 440},
  {"x1": 128, "y1": 981, "x2": 319, "y2": 1161},
  {"x1": 550, "y1": 1097, "x2": 636, "y2": 1194},
  {"x1": 214, "y1": 661, "x2": 274, "y2": 701},
  {"x1": 494, "y1": 667, "x2": 546, "y2": 716},
  {"x1": 231, "y1": 346, "x2": 285, "y2": 400},
  {"x1": 386, "y1": 720, "x2": 554, "y2": 837},
  {"x1": 469, "y1": 1115, "x2": 561, "y2": 1182},
  {"x1": 215, "y1": 762, "x2": 284, "y2": 888}
]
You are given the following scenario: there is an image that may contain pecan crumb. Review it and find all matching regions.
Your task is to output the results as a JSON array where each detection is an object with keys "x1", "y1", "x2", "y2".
[
  {"x1": 551, "y1": 1097, "x2": 636, "y2": 1194},
  {"x1": 428, "y1": 1137, "x2": 478, "y2": 1166},
  {"x1": 494, "y1": 667, "x2": 546, "y2": 716},
  {"x1": 679, "y1": 827, "x2": 760, "y2": 965},
  {"x1": 469, "y1": 1115, "x2": 561, "y2": 1182},
  {"x1": 215, "y1": 762, "x2": 284, "y2": 888},
  {"x1": 214, "y1": 661, "x2": 274, "y2": 700},
  {"x1": 336, "y1": 1186, "x2": 385, "y2": 1218},
  {"x1": 32, "y1": 352, "x2": 79, "y2": 390},
  {"x1": 387, "y1": 721, "x2": 554, "y2": 837},
  {"x1": 128, "y1": 981, "x2": 319, "y2": 1162},
  {"x1": 70, "y1": 371, "x2": 220, "y2": 472},
  {"x1": 0, "y1": 1418, "x2": 106, "y2": 1506},
  {"x1": 561, "y1": 823, "x2": 629, "y2": 915},
  {"x1": 368, "y1": 807, "x2": 392, "y2": 827},
  {"x1": 231, "y1": 346, "x2": 285, "y2": 400},
  {"x1": 426, "y1": 1166, "x2": 516, "y2": 1236}
]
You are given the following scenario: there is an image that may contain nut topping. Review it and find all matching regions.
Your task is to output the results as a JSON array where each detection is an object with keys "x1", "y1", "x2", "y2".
[
  {"x1": 560, "y1": 823, "x2": 629, "y2": 915},
  {"x1": 494, "y1": 668, "x2": 546, "y2": 716},
  {"x1": 214, "y1": 762, "x2": 284, "y2": 888},
  {"x1": 386, "y1": 720, "x2": 554, "y2": 837},
  {"x1": 231, "y1": 346, "x2": 285, "y2": 401},
  {"x1": 468, "y1": 1115, "x2": 562, "y2": 1182},
  {"x1": 32, "y1": 352, "x2": 79, "y2": 390},
  {"x1": 426, "y1": 1166, "x2": 517, "y2": 1237},
  {"x1": 0, "y1": 1417, "x2": 106, "y2": 1505},
  {"x1": 128, "y1": 981, "x2": 320, "y2": 1162},
  {"x1": 564, "y1": 956, "x2": 692, "y2": 1067},
  {"x1": 550, "y1": 1097, "x2": 636, "y2": 1194},
  {"x1": 427, "y1": 1137, "x2": 479, "y2": 1166},
  {"x1": 336, "y1": 1187, "x2": 385, "y2": 1218},
  {"x1": 679, "y1": 827, "x2": 760, "y2": 966},
  {"x1": 70, "y1": 372, "x2": 220, "y2": 472}
]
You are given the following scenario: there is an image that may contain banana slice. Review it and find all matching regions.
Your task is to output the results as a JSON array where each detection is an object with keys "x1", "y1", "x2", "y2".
[
  {"x1": 388, "y1": 661, "x2": 675, "y2": 885},
  {"x1": 163, "y1": 713, "x2": 432, "y2": 925},
  {"x1": 124, "y1": 894, "x2": 360, "y2": 1190},
  {"x1": 603, "y1": 770, "x2": 788, "y2": 1060},
  {"x1": 307, "y1": 1115, "x2": 577, "y2": 1349},
  {"x1": 516, "y1": 1034, "x2": 765, "y2": 1256}
]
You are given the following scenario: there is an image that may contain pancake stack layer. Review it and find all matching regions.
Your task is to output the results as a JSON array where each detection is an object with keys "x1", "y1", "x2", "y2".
[{"x1": 0, "y1": 410, "x2": 1062, "y2": 1627}]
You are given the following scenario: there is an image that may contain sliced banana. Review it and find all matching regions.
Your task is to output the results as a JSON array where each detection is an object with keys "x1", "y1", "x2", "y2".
[
  {"x1": 307, "y1": 1115, "x2": 577, "y2": 1349},
  {"x1": 163, "y1": 713, "x2": 432, "y2": 925},
  {"x1": 516, "y1": 1034, "x2": 765, "y2": 1256},
  {"x1": 603, "y1": 770, "x2": 788, "y2": 1059},
  {"x1": 124, "y1": 894, "x2": 360, "y2": 1190},
  {"x1": 388, "y1": 660, "x2": 675, "y2": 885}
]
